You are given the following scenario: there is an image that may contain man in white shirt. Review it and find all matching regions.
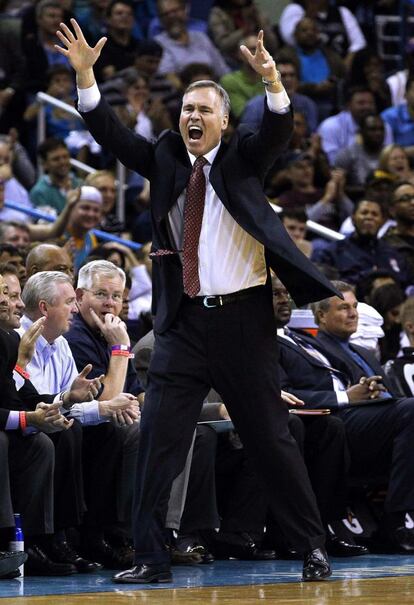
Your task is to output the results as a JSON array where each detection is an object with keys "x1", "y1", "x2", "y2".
[{"x1": 56, "y1": 22, "x2": 339, "y2": 583}]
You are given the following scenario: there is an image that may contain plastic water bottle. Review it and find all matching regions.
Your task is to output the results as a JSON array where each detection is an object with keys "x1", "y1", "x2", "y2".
[{"x1": 8, "y1": 513, "x2": 24, "y2": 577}]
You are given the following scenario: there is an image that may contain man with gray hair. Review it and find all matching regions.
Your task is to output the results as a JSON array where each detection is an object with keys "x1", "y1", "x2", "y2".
[
  {"x1": 19, "y1": 269, "x2": 140, "y2": 569},
  {"x1": 65, "y1": 260, "x2": 144, "y2": 565}
]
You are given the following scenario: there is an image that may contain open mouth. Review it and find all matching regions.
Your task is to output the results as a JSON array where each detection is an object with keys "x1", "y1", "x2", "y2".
[{"x1": 188, "y1": 126, "x2": 203, "y2": 140}]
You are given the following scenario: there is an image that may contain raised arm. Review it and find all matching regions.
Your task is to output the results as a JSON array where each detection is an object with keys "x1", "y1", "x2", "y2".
[{"x1": 55, "y1": 19, "x2": 106, "y2": 89}]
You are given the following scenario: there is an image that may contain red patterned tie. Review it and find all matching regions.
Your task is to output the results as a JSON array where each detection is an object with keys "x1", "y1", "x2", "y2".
[{"x1": 182, "y1": 156, "x2": 209, "y2": 297}]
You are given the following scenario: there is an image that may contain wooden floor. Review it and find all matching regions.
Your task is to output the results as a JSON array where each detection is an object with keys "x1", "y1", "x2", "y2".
[{"x1": 1, "y1": 577, "x2": 414, "y2": 605}]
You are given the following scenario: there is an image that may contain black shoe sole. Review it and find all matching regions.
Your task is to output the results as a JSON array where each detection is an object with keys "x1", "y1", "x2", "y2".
[{"x1": 302, "y1": 569, "x2": 332, "y2": 582}]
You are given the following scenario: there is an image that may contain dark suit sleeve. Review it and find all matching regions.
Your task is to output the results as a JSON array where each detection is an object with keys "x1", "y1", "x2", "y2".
[
  {"x1": 238, "y1": 101, "x2": 293, "y2": 176},
  {"x1": 79, "y1": 95, "x2": 154, "y2": 178},
  {"x1": 278, "y1": 339, "x2": 343, "y2": 409},
  {"x1": 0, "y1": 408, "x2": 11, "y2": 430}
]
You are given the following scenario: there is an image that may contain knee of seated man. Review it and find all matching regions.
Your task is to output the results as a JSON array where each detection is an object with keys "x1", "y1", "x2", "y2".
[
  {"x1": 33, "y1": 432, "x2": 55, "y2": 464},
  {"x1": 395, "y1": 397, "x2": 414, "y2": 425}
]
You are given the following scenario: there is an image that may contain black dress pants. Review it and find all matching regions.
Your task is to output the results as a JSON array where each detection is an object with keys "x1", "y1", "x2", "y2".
[
  {"x1": 337, "y1": 398, "x2": 414, "y2": 513},
  {"x1": 132, "y1": 288, "x2": 325, "y2": 564},
  {"x1": 0, "y1": 431, "x2": 54, "y2": 536}
]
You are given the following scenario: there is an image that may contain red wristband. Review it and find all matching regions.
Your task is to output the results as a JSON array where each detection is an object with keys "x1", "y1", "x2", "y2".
[
  {"x1": 19, "y1": 411, "x2": 27, "y2": 431},
  {"x1": 15, "y1": 365, "x2": 30, "y2": 380},
  {"x1": 111, "y1": 350, "x2": 130, "y2": 357}
]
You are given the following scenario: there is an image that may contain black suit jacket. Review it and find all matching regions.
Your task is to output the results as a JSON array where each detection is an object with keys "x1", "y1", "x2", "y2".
[
  {"x1": 277, "y1": 334, "x2": 350, "y2": 409},
  {"x1": 315, "y1": 331, "x2": 394, "y2": 393},
  {"x1": 0, "y1": 328, "x2": 55, "y2": 413},
  {"x1": 80, "y1": 97, "x2": 339, "y2": 333}
]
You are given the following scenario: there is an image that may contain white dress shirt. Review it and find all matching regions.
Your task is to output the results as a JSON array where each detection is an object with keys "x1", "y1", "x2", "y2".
[
  {"x1": 17, "y1": 315, "x2": 104, "y2": 425},
  {"x1": 78, "y1": 83, "x2": 290, "y2": 295}
]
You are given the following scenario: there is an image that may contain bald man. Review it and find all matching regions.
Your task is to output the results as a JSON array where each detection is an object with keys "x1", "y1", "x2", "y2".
[{"x1": 26, "y1": 244, "x2": 74, "y2": 279}]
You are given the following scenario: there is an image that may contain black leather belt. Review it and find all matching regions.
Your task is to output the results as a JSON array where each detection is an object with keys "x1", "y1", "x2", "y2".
[{"x1": 183, "y1": 285, "x2": 266, "y2": 308}]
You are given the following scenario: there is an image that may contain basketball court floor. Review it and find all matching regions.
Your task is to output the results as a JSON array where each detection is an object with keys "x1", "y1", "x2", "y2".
[{"x1": 1, "y1": 555, "x2": 414, "y2": 604}]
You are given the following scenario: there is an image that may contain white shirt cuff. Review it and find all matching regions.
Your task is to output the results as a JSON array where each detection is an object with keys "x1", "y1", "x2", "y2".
[
  {"x1": 266, "y1": 88, "x2": 291, "y2": 114},
  {"x1": 77, "y1": 82, "x2": 101, "y2": 112},
  {"x1": 13, "y1": 370, "x2": 25, "y2": 391},
  {"x1": 5, "y1": 410, "x2": 19, "y2": 430},
  {"x1": 336, "y1": 390, "x2": 349, "y2": 406},
  {"x1": 68, "y1": 401, "x2": 104, "y2": 425}
]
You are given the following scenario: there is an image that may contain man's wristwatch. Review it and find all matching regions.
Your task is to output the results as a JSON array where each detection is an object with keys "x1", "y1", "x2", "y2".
[{"x1": 262, "y1": 71, "x2": 282, "y2": 87}]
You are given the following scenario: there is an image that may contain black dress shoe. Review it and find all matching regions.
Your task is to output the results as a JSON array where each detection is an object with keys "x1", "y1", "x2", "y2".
[
  {"x1": 389, "y1": 526, "x2": 414, "y2": 553},
  {"x1": 302, "y1": 548, "x2": 332, "y2": 582},
  {"x1": 82, "y1": 538, "x2": 131, "y2": 569},
  {"x1": 0, "y1": 551, "x2": 27, "y2": 578},
  {"x1": 175, "y1": 534, "x2": 214, "y2": 565},
  {"x1": 326, "y1": 535, "x2": 368, "y2": 557},
  {"x1": 25, "y1": 545, "x2": 77, "y2": 576},
  {"x1": 214, "y1": 533, "x2": 277, "y2": 561},
  {"x1": 112, "y1": 563, "x2": 172, "y2": 584},
  {"x1": 49, "y1": 541, "x2": 103, "y2": 573}
]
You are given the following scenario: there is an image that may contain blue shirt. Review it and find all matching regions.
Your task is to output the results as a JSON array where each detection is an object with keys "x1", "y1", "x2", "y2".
[
  {"x1": 65, "y1": 313, "x2": 144, "y2": 396},
  {"x1": 297, "y1": 47, "x2": 330, "y2": 83},
  {"x1": 381, "y1": 103, "x2": 414, "y2": 147},
  {"x1": 17, "y1": 315, "x2": 104, "y2": 424}
]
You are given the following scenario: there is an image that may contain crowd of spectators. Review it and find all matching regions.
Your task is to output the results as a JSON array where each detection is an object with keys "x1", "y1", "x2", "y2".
[{"x1": 3, "y1": 0, "x2": 414, "y2": 579}]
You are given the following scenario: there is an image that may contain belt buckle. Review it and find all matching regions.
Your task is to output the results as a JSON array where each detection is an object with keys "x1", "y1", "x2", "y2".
[{"x1": 203, "y1": 295, "x2": 223, "y2": 308}]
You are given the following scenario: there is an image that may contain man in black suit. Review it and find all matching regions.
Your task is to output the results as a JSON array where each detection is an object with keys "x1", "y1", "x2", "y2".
[
  {"x1": 280, "y1": 279, "x2": 414, "y2": 553},
  {"x1": 56, "y1": 20, "x2": 340, "y2": 583},
  {"x1": 272, "y1": 278, "x2": 368, "y2": 557}
]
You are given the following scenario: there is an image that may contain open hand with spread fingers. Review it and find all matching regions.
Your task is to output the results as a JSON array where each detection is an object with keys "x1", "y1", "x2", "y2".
[{"x1": 55, "y1": 19, "x2": 106, "y2": 74}]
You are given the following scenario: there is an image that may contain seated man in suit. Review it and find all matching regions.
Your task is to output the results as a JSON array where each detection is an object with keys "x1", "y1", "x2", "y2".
[
  {"x1": 272, "y1": 277, "x2": 367, "y2": 556},
  {"x1": 280, "y1": 278, "x2": 414, "y2": 553}
]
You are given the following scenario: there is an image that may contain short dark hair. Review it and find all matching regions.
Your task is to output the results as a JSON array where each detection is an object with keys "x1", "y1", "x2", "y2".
[
  {"x1": 345, "y1": 85, "x2": 374, "y2": 104},
  {"x1": 106, "y1": 0, "x2": 134, "y2": 17},
  {"x1": 46, "y1": 65, "x2": 73, "y2": 86},
  {"x1": 180, "y1": 63, "x2": 217, "y2": 88},
  {"x1": 353, "y1": 197, "x2": 384, "y2": 215},
  {"x1": 391, "y1": 180, "x2": 414, "y2": 204},
  {"x1": 311, "y1": 280, "x2": 355, "y2": 325},
  {"x1": 280, "y1": 207, "x2": 307, "y2": 223},
  {"x1": 37, "y1": 137, "x2": 68, "y2": 162},
  {"x1": 0, "y1": 262, "x2": 19, "y2": 277}
]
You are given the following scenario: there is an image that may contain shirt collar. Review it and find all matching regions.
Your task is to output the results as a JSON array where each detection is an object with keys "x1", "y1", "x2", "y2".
[{"x1": 187, "y1": 141, "x2": 221, "y2": 167}]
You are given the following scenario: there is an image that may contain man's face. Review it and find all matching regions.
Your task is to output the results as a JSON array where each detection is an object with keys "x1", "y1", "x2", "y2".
[
  {"x1": 158, "y1": 0, "x2": 187, "y2": 38},
  {"x1": 76, "y1": 273, "x2": 124, "y2": 328},
  {"x1": 353, "y1": 200, "x2": 383, "y2": 237},
  {"x1": 283, "y1": 217, "x2": 307, "y2": 242},
  {"x1": 37, "y1": 6, "x2": 64, "y2": 35},
  {"x1": 43, "y1": 146, "x2": 71, "y2": 180},
  {"x1": 45, "y1": 282, "x2": 78, "y2": 336},
  {"x1": 107, "y1": 2, "x2": 134, "y2": 32},
  {"x1": 33, "y1": 247, "x2": 74, "y2": 280},
  {"x1": 0, "y1": 251, "x2": 26, "y2": 283},
  {"x1": 295, "y1": 18, "x2": 319, "y2": 49},
  {"x1": 0, "y1": 142, "x2": 12, "y2": 168},
  {"x1": 134, "y1": 54, "x2": 161, "y2": 78},
  {"x1": 3, "y1": 273, "x2": 24, "y2": 329},
  {"x1": 289, "y1": 158, "x2": 314, "y2": 188},
  {"x1": 180, "y1": 87, "x2": 228, "y2": 156},
  {"x1": 70, "y1": 200, "x2": 102, "y2": 232},
  {"x1": 349, "y1": 92, "x2": 376, "y2": 123},
  {"x1": 391, "y1": 183, "x2": 414, "y2": 225},
  {"x1": 272, "y1": 279, "x2": 291, "y2": 327},
  {"x1": 361, "y1": 116, "x2": 385, "y2": 149},
  {"x1": 120, "y1": 286, "x2": 129, "y2": 321},
  {"x1": 278, "y1": 63, "x2": 299, "y2": 96},
  {"x1": 3, "y1": 226, "x2": 30, "y2": 250},
  {"x1": 318, "y1": 290, "x2": 359, "y2": 339},
  {"x1": 0, "y1": 275, "x2": 10, "y2": 325},
  {"x1": 92, "y1": 174, "x2": 116, "y2": 215}
]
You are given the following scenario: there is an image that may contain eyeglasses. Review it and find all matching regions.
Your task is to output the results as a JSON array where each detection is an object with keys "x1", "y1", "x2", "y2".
[
  {"x1": 395, "y1": 194, "x2": 414, "y2": 203},
  {"x1": 84, "y1": 289, "x2": 123, "y2": 302}
]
